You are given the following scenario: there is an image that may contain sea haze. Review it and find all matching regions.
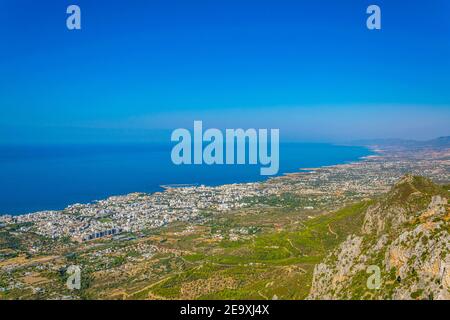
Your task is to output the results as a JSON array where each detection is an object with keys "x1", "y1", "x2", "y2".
[{"x1": 0, "y1": 143, "x2": 371, "y2": 215}]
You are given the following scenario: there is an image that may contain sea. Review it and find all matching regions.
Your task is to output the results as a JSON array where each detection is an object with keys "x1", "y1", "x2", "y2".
[{"x1": 0, "y1": 143, "x2": 372, "y2": 215}]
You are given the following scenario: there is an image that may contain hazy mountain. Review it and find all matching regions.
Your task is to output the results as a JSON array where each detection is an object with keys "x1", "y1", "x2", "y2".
[{"x1": 350, "y1": 136, "x2": 450, "y2": 149}]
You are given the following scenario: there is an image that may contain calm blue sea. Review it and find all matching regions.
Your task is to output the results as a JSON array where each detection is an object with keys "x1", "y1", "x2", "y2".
[{"x1": 0, "y1": 143, "x2": 371, "y2": 215}]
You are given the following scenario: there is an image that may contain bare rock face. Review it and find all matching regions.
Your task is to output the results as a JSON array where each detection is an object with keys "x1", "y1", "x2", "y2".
[
  {"x1": 309, "y1": 235, "x2": 365, "y2": 299},
  {"x1": 308, "y1": 176, "x2": 449, "y2": 300}
]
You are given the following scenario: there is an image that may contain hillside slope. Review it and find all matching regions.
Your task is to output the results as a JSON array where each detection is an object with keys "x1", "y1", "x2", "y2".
[{"x1": 308, "y1": 175, "x2": 450, "y2": 300}]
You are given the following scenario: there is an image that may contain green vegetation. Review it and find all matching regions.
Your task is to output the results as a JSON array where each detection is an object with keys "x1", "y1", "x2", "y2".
[
  {"x1": 145, "y1": 201, "x2": 370, "y2": 300},
  {"x1": 1, "y1": 175, "x2": 447, "y2": 300}
]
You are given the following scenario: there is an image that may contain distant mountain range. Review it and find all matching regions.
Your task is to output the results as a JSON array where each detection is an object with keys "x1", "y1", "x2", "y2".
[{"x1": 350, "y1": 136, "x2": 450, "y2": 149}]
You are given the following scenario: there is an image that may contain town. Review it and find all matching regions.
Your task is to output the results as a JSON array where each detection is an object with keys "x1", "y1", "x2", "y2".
[
  {"x1": 0, "y1": 140, "x2": 448, "y2": 299},
  {"x1": 1, "y1": 142, "x2": 448, "y2": 244}
]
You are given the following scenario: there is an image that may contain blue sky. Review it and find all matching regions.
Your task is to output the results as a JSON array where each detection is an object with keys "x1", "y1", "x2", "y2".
[{"x1": 0, "y1": 0, "x2": 449, "y2": 144}]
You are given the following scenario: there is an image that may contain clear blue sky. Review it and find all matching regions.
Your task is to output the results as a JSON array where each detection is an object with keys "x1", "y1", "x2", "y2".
[{"x1": 0, "y1": 0, "x2": 449, "y2": 143}]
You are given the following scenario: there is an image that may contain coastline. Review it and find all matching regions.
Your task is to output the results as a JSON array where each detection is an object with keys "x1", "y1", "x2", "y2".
[
  {"x1": 1, "y1": 142, "x2": 448, "y2": 243},
  {"x1": 0, "y1": 144, "x2": 375, "y2": 218}
]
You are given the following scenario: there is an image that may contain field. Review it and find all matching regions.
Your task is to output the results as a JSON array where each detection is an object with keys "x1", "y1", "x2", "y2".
[{"x1": 0, "y1": 195, "x2": 372, "y2": 300}]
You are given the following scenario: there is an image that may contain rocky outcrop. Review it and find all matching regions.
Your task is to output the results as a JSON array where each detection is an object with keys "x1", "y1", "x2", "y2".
[
  {"x1": 308, "y1": 176, "x2": 449, "y2": 300},
  {"x1": 309, "y1": 235, "x2": 365, "y2": 299}
]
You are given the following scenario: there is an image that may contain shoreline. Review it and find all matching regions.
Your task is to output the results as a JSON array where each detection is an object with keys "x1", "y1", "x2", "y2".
[
  {"x1": 2, "y1": 144, "x2": 448, "y2": 242},
  {"x1": 0, "y1": 144, "x2": 376, "y2": 218}
]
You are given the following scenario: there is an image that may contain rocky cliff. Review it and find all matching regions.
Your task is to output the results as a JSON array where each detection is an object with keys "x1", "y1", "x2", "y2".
[{"x1": 308, "y1": 175, "x2": 450, "y2": 300}]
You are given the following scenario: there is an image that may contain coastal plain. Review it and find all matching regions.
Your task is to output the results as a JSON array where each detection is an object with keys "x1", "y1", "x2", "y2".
[{"x1": 0, "y1": 139, "x2": 449, "y2": 300}]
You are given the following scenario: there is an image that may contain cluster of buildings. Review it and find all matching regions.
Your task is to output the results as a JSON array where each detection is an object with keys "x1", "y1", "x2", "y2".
[
  {"x1": 1, "y1": 147, "x2": 448, "y2": 243},
  {"x1": 0, "y1": 183, "x2": 274, "y2": 242}
]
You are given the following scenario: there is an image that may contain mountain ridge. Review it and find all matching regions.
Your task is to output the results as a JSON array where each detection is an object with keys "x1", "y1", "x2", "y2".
[
  {"x1": 349, "y1": 136, "x2": 450, "y2": 149},
  {"x1": 308, "y1": 175, "x2": 450, "y2": 300}
]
